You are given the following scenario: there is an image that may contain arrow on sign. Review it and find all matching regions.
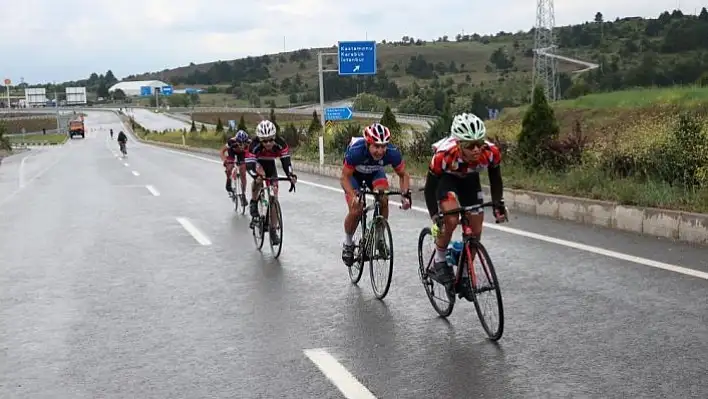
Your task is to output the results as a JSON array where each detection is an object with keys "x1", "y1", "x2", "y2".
[
  {"x1": 343, "y1": 107, "x2": 352, "y2": 119},
  {"x1": 353, "y1": 65, "x2": 360, "y2": 72}
]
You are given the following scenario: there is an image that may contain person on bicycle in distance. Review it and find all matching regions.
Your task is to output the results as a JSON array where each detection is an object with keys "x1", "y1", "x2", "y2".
[
  {"x1": 340, "y1": 122, "x2": 412, "y2": 267},
  {"x1": 245, "y1": 120, "x2": 297, "y2": 244},
  {"x1": 117, "y1": 130, "x2": 127, "y2": 151},
  {"x1": 423, "y1": 112, "x2": 507, "y2": 285},
  {"x1": 220, "y1": 129, "x2": 250, "y2": 204}
]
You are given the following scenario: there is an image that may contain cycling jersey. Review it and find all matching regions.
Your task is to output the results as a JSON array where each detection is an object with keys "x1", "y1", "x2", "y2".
[
  {"x1": 117, "y1": 132, "x2": 127, "y2": 143},
  {"x1": 429, "y1": 136, "x2": 501, "y2": 177},
  {"x1": 245, "y1": 136, "x2": 293, "y2": 177},
  {"x1": 343, "y1": 137, "x2": 405, "y2": 174}
]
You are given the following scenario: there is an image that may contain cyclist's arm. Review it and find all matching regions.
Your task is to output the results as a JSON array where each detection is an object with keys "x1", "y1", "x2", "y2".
[
  {"x1": 244, "y1": 144, "x2": 260, "y2": 178},
  {"x1": 275, "y1": 138, "x2": 294, "y2": 176},
  {"x1": 487, "y1": 147, "x2": 504, "y2": 204},
  {"x1": 340, "y1": 163, "x2": 357, "y2": 199},
  {"x1": 388, "y1": 145, "x2": 410, "y2": 194},
  {"x1": 219, "y1": 146, "x2": 229, "y2": 162}
]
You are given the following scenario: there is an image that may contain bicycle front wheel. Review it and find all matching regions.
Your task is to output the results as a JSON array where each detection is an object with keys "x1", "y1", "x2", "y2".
[
  {"x1": 252, "y1": 194, "x2": 266, "y2": 250},
  {"x1": 369, "y1": 216, "x2": 394, "y2": 300},
  {"x1": 468, "y1": 241, "x2": 504, "y2": 341},
  {"x1": 348, "y1": 214, "x2": 366, "y2": 284},
  {"x1": 417, "y1": 227, "x2": 455, "y2": 317},
  {"x1": 268, "y1": 198, "x2": 284, "y2": 258}
]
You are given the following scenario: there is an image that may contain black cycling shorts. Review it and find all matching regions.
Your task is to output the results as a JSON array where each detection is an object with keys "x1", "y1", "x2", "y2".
[
  {"x1": 428, "y1": 172, "x2": 483, "y2": 215},
  {"x1": 227, "y1": 150, "x2": 246, "y2": 165},
  {"x1": 256, "y1": 159, "x2": 278, "y2": 179}
]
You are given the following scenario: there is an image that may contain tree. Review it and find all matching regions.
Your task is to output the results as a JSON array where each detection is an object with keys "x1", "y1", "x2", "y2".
[
  {"x1": 237, "y1": 115, "x2": 247, "y2": 132},
  {"x1": 112, "y1": 89, "x2": 126, "y2": 100},
  {"x1": 0, "y1": 122, "x2": 11, "y2": 151},
  {"x1": 216, "y1": 118, "x2": 224, "y2": 132},
  {"x1": 190, "y1": 120, "x2": 197, "y2": 133},
  {"x1": 594, "y1": 12, "x2": 603, "y2": 23},
  {"x1": 516, "y1": 85, "x2": 560, "y2": 169},
  {"x1": 308, "y1": 110, "x2": 322, "y2": 134},
  {"x1": 269, "y1": 108, "x2": 280, "y2": 132},
  {"x1": 201, "y1": 123, "x2": 207, "y2": 133},
  {"x1": 379, "y1": 106, "x2": 401, "y2": 134}
]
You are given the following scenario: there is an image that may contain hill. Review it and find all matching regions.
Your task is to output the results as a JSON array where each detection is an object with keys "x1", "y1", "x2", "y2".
[{"x1": 114, "y1": 8, "x2": 708, "y2": 114}]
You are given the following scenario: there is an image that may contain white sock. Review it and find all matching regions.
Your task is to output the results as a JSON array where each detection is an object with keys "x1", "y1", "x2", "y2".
[
  {"x1": 344, "y1": 234, "x2": 354, "y2": 245},
  {"x1": 434, "y1": 246, "x2": 447, "y2": 262}
]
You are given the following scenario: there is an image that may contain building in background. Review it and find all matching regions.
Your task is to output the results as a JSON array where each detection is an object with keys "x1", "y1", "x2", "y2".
[{"x1": 108, "y1": 80, "x2": 168, "y2": 97}]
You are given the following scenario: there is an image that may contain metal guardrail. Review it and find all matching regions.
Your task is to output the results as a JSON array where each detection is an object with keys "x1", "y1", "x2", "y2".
[{"x1": 4, "y1": 105, "x2": 438, "y2": 124}]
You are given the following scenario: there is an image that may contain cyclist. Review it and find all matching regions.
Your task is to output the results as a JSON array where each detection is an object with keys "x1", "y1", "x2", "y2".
[
  {"x1": 340, "y1": 123, "x2": 411, "y2": 267},
  {"x1": 220, "y1": 130, "x2": 250, "y2": 205},
  {"x1": 117, "y1": 130, "x2": 128, "y2": 155},
  {"x1": 245, "y1": 120, "x2": 297, "y2": 245},
  {"x1": 423, "y1": 113, "x2": 507, "y2": 285},
  {"x1": 110, "y1": 129, "x2": 114, "y2": 139}
]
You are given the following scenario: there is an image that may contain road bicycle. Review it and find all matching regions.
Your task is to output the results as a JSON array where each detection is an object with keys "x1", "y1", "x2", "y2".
[
  {"x1": 228, "y1": 162, "x2": 248, "y2": 215},
  {"x1": 346, "y1": 186, "x2": 404, "y2": 300},
  {"x1": 417, "y1": 201, "x2": 506, "y2": 341},
  {"x1": 119, "y1": 141, "x2": 127, "y2": 157},
  {"x1": 251, "y1": 176, "x2": 296, "y2": 259}
]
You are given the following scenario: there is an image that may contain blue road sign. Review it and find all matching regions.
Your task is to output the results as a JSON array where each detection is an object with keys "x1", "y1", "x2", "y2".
[
  {"x1": 140, "y1": 86, "x2": 152, "y2": 96},
  {"x1": 325, "y1": 107, "x2": 353, "y2": 121},
  {"x1": 338, "y1": 41, "x2": 376, "y2": 76},
  {"x1": 161, "y1": 86, "x2": 173, "y2": 96}
]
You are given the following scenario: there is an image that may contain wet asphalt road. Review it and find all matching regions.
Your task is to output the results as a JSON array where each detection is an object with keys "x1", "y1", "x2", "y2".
[{"x1": 1, "y1": 111, "x2": 707, "y2": 399}]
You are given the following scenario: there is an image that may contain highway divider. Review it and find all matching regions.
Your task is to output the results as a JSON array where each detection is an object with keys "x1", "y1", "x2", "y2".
[{"x1": 123, "y1": 121, "x2": 708, "y2": 245}]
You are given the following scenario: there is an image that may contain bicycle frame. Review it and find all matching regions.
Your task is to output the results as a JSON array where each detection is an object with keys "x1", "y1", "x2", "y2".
[{"x1": 434, "y1": 202, "x2": 495, "y2": 290}]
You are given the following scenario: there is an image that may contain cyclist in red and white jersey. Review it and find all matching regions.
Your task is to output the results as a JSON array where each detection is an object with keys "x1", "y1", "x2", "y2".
[{"x1": 422, "y1": 113, "x2": 508, "y2": 285}]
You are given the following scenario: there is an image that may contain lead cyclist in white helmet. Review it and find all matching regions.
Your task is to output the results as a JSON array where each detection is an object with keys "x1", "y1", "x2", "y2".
[
  {"x1": 422, "y1": 112, "x2": 507, "y2": 289},
  {"x1": 244, "y1": 119, "x2": 297, "y2": 244}
]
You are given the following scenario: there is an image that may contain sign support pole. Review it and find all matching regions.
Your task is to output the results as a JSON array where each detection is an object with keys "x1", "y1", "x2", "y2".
[{"x1": 317, "y1": 51, "x2": 339, "y2": 166}]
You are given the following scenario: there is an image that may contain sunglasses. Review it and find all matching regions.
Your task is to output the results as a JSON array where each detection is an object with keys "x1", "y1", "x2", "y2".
[
  {"x1": 459, "y1": 140, "x2": 485, "y2": 150},
  {"x1": 262, "y1": 138, "x2": 275, "y2": 143}
]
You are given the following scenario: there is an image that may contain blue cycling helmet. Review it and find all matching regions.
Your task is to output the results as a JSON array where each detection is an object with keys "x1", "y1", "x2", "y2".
[{"x1": 234, "y1": 130, "x2": 249, "y2": 143}]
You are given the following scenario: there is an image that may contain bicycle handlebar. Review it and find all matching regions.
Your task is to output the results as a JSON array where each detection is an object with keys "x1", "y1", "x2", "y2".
[
  {"x1": 261, "y1": 176, "x2": 296, "y2": 192},
  {"x1": 358, "y1": 187, "x2": 404, "y2": 197}
]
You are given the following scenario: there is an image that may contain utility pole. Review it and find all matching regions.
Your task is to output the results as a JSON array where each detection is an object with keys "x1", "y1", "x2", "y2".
[
  {"x1": 532, "y1": 0, "x2": 559, "y2": 102},
  {"x1": 317, "y1": 51, "x2": 338, "y2": 165}
]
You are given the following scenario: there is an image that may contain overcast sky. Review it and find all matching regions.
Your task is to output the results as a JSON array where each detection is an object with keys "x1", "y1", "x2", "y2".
[{"x1": 2, "y1": 0, "x2": 703, "y2": 84}]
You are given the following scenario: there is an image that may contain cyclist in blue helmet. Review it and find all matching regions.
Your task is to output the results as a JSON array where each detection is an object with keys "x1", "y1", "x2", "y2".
[{"x1": 220, "y1": 130, "x2": 251, "y2": 204}]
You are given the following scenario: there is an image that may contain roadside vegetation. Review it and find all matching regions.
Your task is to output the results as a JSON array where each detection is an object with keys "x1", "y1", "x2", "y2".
[
  {"x1": 0, "y1": 117, "x2": 58, "y2": 134},
  {"x1": 8, "y1": 134, "x2": 68, "y2": 144}
]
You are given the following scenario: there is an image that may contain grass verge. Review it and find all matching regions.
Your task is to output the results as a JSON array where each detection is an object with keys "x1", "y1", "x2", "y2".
[
  {"x1": 9, "y1": 134, "x2": 68, "y2": 144},
  {"x1": 1, "y1": 118, "x2": 58, "y2": 134},
  {"x1": 292, "y1": 150, "x2": 708, "y2": 214}
]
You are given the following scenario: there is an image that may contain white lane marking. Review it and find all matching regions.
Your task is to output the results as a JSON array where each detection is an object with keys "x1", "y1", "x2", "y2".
[
  {"x1": 304, "y1": 349, "x2": 377, "y2": 399},
  {"x1": 19, "y1": 155, "x2": 30, "y2": 188},
  {"x1": 176, "y1": 217, "x2": 212, "y2": 245},
  {"x1": 132, "y1": 171, "x2": 140, "y2": 176},
  {"x1": 144, "y1": 143, "x2": 708, "y2": 280},
  {"x1": 0, "y1": 148, "x2": 69, "y2": 209},
  {"x1": 145, "y1": 185, "x2": 160, "y2": 196},
  {"x1": 123, "y1": 162, "x2": 129, "y2": 167}
]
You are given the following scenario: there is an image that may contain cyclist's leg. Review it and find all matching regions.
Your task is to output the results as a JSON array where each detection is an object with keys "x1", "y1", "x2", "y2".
[
  {"x1": 261, "y1": 161, "x2": 281, "y2": 244},
  {"x1": 224, "y1": 159, "x2": 235, "y2": 193},
  {"x1": 423, "y1": 171, "x2": 441, "y2": 220},
  {"x1": 249, "y1": 161, "x2": 265, "y2": 217},
  {"x1": 460, "y1": 173, "x2": 484, "y2": 263},
  {"x1": 236, "y1": 152, "x2": 247, "y2": 198},
  {"x1": 342, "y1": 173, "x2": 365, "y2": 265},
  {"x1": 430, "y1": 173, "x2": 463, "y2": 283},
  {"x1": 370, "y1": 169, "x2": 390, "y2": 219}
]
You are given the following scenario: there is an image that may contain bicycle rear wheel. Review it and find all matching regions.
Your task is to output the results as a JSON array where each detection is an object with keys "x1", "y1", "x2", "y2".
[
  {"x1": 268, "y1": 198, "x2": 284, "y2": 258},
  {"x1": 467, "y1": 241, "x2": 504, "y2": 341},
  {"x1": 417, "y1": 227, "x2": 455, "y2": 317},
  {"x1": 369, "y1": 216, "x2": 394, "y2": 300},
  {"x1": 348, "y1": 214, "x2": 366, "y2": 284}
]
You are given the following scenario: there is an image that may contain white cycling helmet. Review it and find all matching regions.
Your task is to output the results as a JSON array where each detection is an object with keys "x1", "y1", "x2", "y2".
[
  {"x1": 256, "y1": 120, "x2": 277, "y2": 139},
  {"x1": 450, "y1": 113, "x2": 486, "y2": 141}
]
